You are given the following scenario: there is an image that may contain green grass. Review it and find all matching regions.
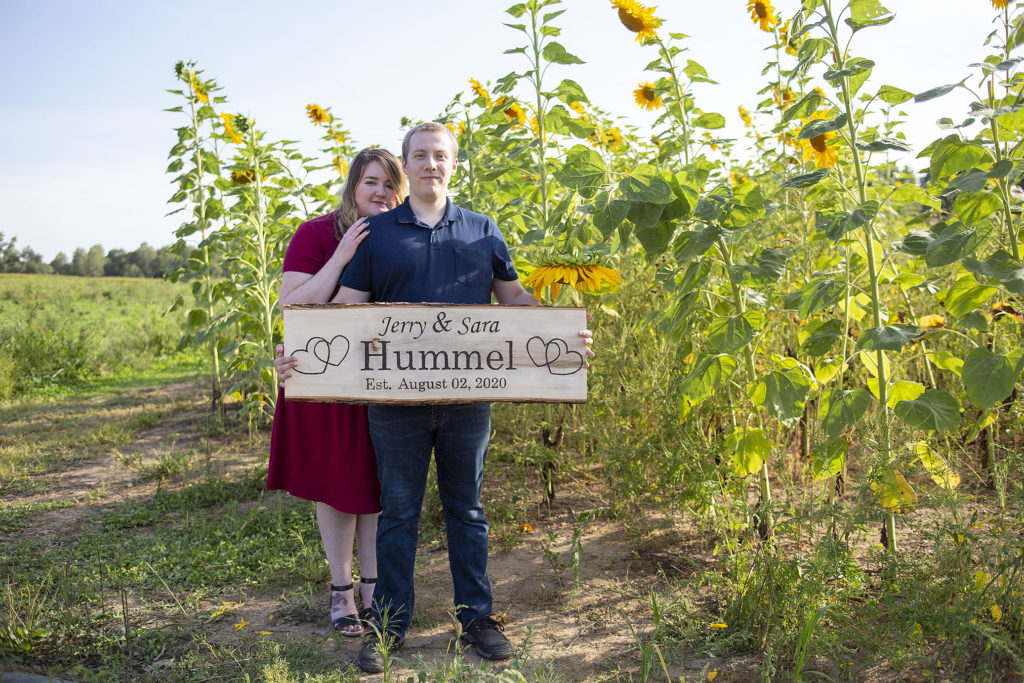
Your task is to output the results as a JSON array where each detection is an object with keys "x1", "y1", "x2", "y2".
[{"x1": 0, "y1": 274, "x2": 189, "y2": 398}]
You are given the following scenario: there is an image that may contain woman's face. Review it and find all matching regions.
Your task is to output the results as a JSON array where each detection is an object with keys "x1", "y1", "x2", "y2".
[{"x1": 353, "y1": 160, "x2": 399, "y2": 216}]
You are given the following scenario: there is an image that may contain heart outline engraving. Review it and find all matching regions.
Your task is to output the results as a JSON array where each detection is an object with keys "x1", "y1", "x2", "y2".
[
  {"x1": 525, "y1": 336, "x2": 585, "y2": 376},
  {"x1": 291, "y1": 334, "x2": 350, "y2": 375}
]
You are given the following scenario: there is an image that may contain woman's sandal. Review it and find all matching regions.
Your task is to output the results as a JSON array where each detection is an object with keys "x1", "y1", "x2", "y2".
[
  {"x1": 330, "y1": 583, "x2": 363, "y2": 637},
  {"x1": 358, "y1": 577, "x2": 377, "y2": 624}
]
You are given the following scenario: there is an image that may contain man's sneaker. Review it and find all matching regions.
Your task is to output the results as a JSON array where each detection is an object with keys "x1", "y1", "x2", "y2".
[
  {"x1": 461, "y1": 615, "x2": 513, "y2": 660},
  {"x1": 357, "y1": 629, "x2": 404, "y2": 674}
]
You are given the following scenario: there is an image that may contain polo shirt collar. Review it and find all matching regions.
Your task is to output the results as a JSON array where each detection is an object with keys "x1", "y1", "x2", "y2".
[{"x1": 395, "y1": 197, "x2": 461, "y2": 228}]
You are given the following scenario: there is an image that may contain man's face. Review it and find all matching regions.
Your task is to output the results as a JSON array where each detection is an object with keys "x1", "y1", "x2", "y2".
[{"x1": 403, "y1": 130, "x2": 457, "y2": 201}]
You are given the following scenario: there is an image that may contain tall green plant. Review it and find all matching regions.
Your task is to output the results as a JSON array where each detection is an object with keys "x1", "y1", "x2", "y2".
[
  {"x1": 165, "y1": 60, "x2": 228, "y2": 411},
  {"x1": 218, "y1": 117, "x2": 296, "y2": 421}
]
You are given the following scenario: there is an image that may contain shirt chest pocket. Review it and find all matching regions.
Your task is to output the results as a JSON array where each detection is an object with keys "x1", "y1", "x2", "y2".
[{"x1": 454, "y1": 246, "x2": 490, "y2": 288}]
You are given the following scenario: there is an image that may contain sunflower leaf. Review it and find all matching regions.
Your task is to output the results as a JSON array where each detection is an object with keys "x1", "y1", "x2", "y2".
[
  {"x1": 846, "y1": 0, "x2": 893, "y2": 30},
  {"x1": 877, "y1": 84, "x2": 914, "y2": 105},
  {"x1": 553, "y1": 145, "x2": 606, "y2": 195},
  {"x1": 542, "y1": 41, "x2": 584, "y2": 65},
  {"x1": 679, "y1": 354, "x2": 738, "y2": 405},
  {"x1": 869, "y1": 468, "x2": 916, "y2": 512},
  {"x1": 820, "y1": 388, "x2": 872, "y2": 438},
  {"x1": 811, "y1": 438, "x2": 848, "y2": 481},
  {"x1": 856, "y1": 324, "x2": 920, "y2": 352},
  {"x1": 554, "y1": 78, "x2": 589, "y2": 105},
  {"x1": 780, "y1": 90, "x2": 823, "y2": 125},
  {"x1": 944, "y1": 275, "x2": 997, "y2": 319},
  {"x1": 724, "y1": 427, "x2": 771, "y2": 477},
  {"x1": 674, "y1": 225, "x2": 722, "y2": 261},
  {"x1": 823, "y1": 58, "x2": 875, "y2": 81},
  {"x1": 798, "y1": 114, "x2": 848, "y2": 139},
  {"x1": 894, "y1": 389, "x2": 960, "y2": 432},
  {"x1": 592, "y1": 199, "x2": 630, "y2": 238},
  {"x1": 914, "y1": 442, "x2": 960, "y2": 489},
  {"x1": 962, "y1": 249, "x2": 1024, "y2": 296},
  {"x1": 782, "y1": 278, "x2": 847, "y2": 318},
  {"x1": 781, "y1": 168, "x2": 829, "y2": 188},
  {"x1": 708, "y1": 311, "x2": 764, "y2": 353},
  {"x1": 953, "y1": 191, "x2": 1001, "y2": 227},
  {"x1": 962, "y1": 347, "x2": 1020, "y2": 408},
  {"x1": 693, "y1": 112, "x2": 726, "y2": 129},
  {"x1": 856, "y1": 137, "x2": 911, "y2": 152},
  {"x1": 748, "y1": 360, "x2": 813, "y2": 427},
  {"x1": 798, "y1": 318, "x2": 844, "y2": 356},
  {"x1": 915, "y1": 83, "x2": 961, "y2": 103},
  {"x1": 926, "y1": 226, "x2": 977, "y2": 268},
  {"x1": 619, "y1": 165, "x2": 674, "y2": 204}
]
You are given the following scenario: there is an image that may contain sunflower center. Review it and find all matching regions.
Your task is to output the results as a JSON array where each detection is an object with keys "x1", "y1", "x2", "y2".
[
  {"x1": 754, "y1": 2, "x2": 768, "y2": 19},
  {"x1": 618, "y1": 7, "x2": 644, "y2": 33},
  {"x1": 810, "y1": 134, "x2": 828, "y2": 153},
  {"x1": 642, "y1": 87, "x2": 655, "y2": 102}
]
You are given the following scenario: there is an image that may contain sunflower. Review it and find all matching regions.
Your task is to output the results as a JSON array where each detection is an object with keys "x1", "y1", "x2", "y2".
[
  {"x1": 773, "y1": 86, "x2": 794, "y2": 110},
  {"x1": 188, "y1": 71, "x2": 209, "y2": 105},
  {"x1": 523, "y1": 262, "x2": 623, "y2": 300},
  {"x1": 568, "y1": 101, "x2": 587, "y2": 116},
  {"x1": 738, "y1": 105, "x2": 752, "y2": 128},
  {"x1": 220, "y1": 113, "x2": 242, "y2": 144},
  {"x1": 530, "y1": 115, "x2": 545, "y2": 140},
  {"x1": 306, "y1": 104, "x2": 329, "y2": 126},
  {"x1": 468, "y1": 77, "x2": 491, "y2": 104},
  {"x1": 333, "y1": 155, "x2": 348, "y2": 177},
  {"x1": 779, "y1": 19, "x2": 798, "y2": 56},
  {"x1": 730, "y1": 170, "x2": 751, "y2": 186},
  {"x1": 611, "y1": 0, "x2": 661, "y2": 43},
  {"x1": 992, "y1": 301, "x2": 1024, "y2": 322},
  {"x1": 918, "y1": 314, "x2": 947, "y2": 329},
  {"x1": 747, "y1": 0, "x2": 779, "y2": 32},
  {"x1": 633, "y1": 81, "x2": 663, "y2": 110},
  {"x1": 992, "y1": 0, "x2": 1008, "y2": 8},
  {"x1": 231, "y1": 170, "x2": 256, "y2": 184},
  {"x1": 800, "y1": 111, "x2": 839, "y2": 168},
  {"x1": 605, "y1": 127, "x2": 624, "y2": 149},
  {"x1": 503, "y1": 101, "x2": 527, "y2": 126}
]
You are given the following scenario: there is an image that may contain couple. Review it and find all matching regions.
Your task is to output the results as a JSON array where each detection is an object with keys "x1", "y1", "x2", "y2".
[{"x1": 269, "y1": 122, "x2": 594, "y2": 673}]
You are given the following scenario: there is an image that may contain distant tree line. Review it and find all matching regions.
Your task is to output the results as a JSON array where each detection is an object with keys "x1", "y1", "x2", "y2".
[{"x1": 0, "y1": 233, "x2": 181, "y2": 277}]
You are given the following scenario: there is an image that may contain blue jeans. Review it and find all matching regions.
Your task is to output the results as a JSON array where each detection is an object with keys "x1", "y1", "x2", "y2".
[{"x1": 367, "y1": 403, "x2": 493, "y2": 636}]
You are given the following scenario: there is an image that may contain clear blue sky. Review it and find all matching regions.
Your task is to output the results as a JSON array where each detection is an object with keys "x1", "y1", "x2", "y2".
[{"x1": 0, "y1": 0, "x2": 1000, "y2": 260}]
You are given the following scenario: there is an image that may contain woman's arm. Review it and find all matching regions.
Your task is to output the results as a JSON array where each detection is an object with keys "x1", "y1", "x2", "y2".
[{"x1": 278, "y1": 217, "x2": 370, "y2": 308}]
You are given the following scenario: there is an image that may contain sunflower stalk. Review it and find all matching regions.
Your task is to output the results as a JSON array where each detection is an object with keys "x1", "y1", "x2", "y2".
[
  {"x1": 653, "y1": 37, "x2": 693, "y2": 167},
  {"x1": 822, "y1": 0, "x2": 896, "y2": 552},
  {"x1": 166, "y1": 61, "x2": 226, "y2": 412},
  {"x1": 716, "y1": 237, "x2": 774, "y2": 536}
]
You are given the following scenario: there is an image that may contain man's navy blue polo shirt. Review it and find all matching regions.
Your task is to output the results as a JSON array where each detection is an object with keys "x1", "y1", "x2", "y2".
[{"x1": 339, "y1": 197, "x2": 518, "y2": 304}]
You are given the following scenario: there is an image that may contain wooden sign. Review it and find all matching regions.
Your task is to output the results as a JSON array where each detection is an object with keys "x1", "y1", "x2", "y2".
[{"x1": 282, "y1": 303, "x2": 587, "y2": 404}]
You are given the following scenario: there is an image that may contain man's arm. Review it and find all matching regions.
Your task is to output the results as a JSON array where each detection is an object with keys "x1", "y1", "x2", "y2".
[
  {"x1": 331, "y1": 286, "x2": 371, "y2": 304},
  {"x1": 492, "y1": 278, "x2": 539, "y2": 306}
]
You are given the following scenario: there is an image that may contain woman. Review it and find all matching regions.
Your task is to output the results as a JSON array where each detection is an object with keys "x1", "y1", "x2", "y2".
[{"x1": 268, "y1": 147, "x2": 406, "y2": 636}]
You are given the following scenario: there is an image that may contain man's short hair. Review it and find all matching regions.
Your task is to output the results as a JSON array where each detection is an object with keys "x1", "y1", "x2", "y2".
[{"x1": 402, "y1": 121, "x2": 459, "y2": 159}]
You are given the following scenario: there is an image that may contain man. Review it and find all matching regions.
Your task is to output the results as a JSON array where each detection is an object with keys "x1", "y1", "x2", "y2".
[{"x1": 331, "y1": 121, "x2": 592, "y2": 673}]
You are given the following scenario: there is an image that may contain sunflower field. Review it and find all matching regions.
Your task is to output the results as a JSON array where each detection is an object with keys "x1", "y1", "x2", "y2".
[{"x1": 162, "y1": 0, "x2": 1023, "y2": 677}]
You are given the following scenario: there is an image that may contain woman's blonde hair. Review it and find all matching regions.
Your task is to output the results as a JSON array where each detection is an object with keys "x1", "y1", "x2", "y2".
[{"x1": 333, "y1": 147, "x2": 407, "y2": 238}]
